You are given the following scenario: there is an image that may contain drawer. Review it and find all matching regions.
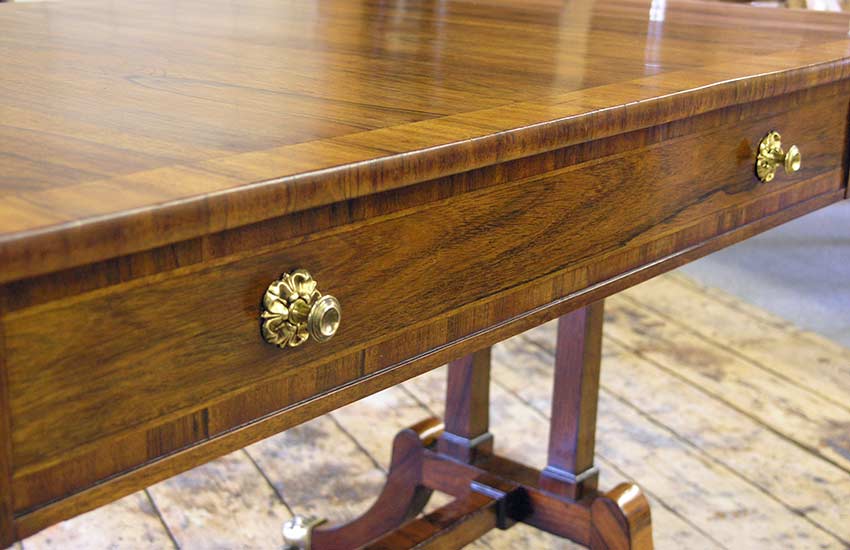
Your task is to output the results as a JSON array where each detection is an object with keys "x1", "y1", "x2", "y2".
[{"x1": 4, "y1": 87, "x2": 848, "y2": 516}]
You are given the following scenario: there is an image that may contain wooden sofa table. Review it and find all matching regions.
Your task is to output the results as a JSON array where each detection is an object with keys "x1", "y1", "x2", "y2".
[{"x1": 1, "y1": 0, "x2": 849, "y2": 547}]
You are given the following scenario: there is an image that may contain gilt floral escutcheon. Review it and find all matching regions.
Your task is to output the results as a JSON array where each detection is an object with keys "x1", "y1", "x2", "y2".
[{"x1": 260, "y1": 269, "x2": 323, "y2": 348}]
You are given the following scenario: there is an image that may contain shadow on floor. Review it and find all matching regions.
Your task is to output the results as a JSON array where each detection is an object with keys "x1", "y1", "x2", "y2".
[{"x1": 680, "y1": 201, "x2": 850, "y2": 347}]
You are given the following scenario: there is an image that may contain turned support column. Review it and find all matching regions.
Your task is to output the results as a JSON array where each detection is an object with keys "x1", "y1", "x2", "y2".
[{"x1": 540, "y1": 301, "x2": 605, "y2": 500}]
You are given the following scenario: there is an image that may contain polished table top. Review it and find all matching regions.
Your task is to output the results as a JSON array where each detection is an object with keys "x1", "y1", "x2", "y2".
[
  {"x1": 1, "y1": 0, "x2": 849, "y2": 283},
  {"x1": 3, "y1": 1, "x2": 850, "y2": 544}
]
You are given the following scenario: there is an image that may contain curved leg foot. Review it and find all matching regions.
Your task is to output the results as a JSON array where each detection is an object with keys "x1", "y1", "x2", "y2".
[
  {"x1": 590, "y1": 483, "x2": 653, "y2": 550},
  {"x1": 307, "y1": 417, "x2": 444, "y2": 549}
]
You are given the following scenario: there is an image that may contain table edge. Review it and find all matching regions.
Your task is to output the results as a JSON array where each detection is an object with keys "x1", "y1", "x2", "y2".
[{"x1": 2, "y1": 40, "x2": 850, "y2": 284}]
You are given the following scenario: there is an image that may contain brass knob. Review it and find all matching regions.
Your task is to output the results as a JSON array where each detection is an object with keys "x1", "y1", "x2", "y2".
[
  {"x1": 756, "y1": 130, "x2": 802, "y2": 183},
  {"x1": 260, "y1": 269, "x2": 341, "y2": 349}
]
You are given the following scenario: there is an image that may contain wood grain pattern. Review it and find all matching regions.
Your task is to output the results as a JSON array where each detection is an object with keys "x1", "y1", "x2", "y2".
[
  {"x1": 310, "y1": 418, "x2": 441, "y2": 549},
  {"x1": 438, "y1": 349, "x2": 494, "y2": 463},
  {"x1": 1, "y1": 0, "x2": 850, "y2": 281},
  {"x1": 36, "y1": 277, "x2": 842, "y2": 550},
  {"x1": 332, "y1": 308, "x2": 616, "y2": 550},
  {"x1": 8, "y1": 178, "x2": 845, "y2": 540},
  {"x1": 605, "y1": 299, "x2": 850, "y2": 473},
  {"x1": 490, "y1": 332, "x2": 846, "y2": 548},
  {"x1": 0, "y1": 323, "x2": 14, "y2": 548},
  {"x1": 362, "y1": 489, "x2": 503, "y2": 550},
  {"x1": 363, "y1": 374, "x2": 709, "y2": 548},
  {"x1": 626, "y1": 274, "x2": 850, "y2": 407},
  {"x1": 3, "y1": 0, "x2": 850, "y2": 544},
  {"x1": 5, "y1": 88, "x2": 846, "y2": 479},
  {"x1": 590, "y1": 484, "x2": 653, "y2": 550},
  {"x1": 4, "y1": 79, "x2": 847, "y2": 316},
  {"x1": 333, "y1": 385, "x2": 586, "y2": 549},
  {"x1": 542, "y1": 303, "x2": 604, "y2": 500},
  {"x1": 18, "y1": 491, "x2": 174, "y2": 550},
  {"x1": 597, "y1": 335, "x2": 850, "y2": 545},
  {"x1": 116, "y1": 272, "x2": 839, "y2": 550},
  {"x1": 146, "y1": 450, "x2": 287, "y2": 549}
]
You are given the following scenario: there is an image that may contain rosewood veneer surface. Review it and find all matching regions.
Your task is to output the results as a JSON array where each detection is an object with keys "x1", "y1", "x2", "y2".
[
  {"x1": 1, "y1": 0, "x2": 850, "y2": 279},
  {"x1": 1, "y1": 0, "x2": 850, "y2": 545}
]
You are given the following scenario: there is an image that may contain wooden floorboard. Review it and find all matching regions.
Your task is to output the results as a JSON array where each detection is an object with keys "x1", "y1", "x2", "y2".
[{"x1": 18, "y1": 273, "x2": 850, "y2": 549}]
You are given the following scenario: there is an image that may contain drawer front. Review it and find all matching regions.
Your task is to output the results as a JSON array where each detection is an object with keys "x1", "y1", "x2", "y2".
[{"x1": 4, "y1": 88, "x2": 848, "y2": 514}]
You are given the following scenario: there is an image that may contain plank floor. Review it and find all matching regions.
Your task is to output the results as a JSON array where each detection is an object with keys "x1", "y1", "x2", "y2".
[{"x1": 17, "y1": 273, "x2": 850, "y2": 549}]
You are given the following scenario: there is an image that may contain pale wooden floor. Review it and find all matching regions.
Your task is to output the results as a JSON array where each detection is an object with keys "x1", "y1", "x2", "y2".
[{"x1": 17, "y1": 273, "x2": 850, "y2": 549}]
